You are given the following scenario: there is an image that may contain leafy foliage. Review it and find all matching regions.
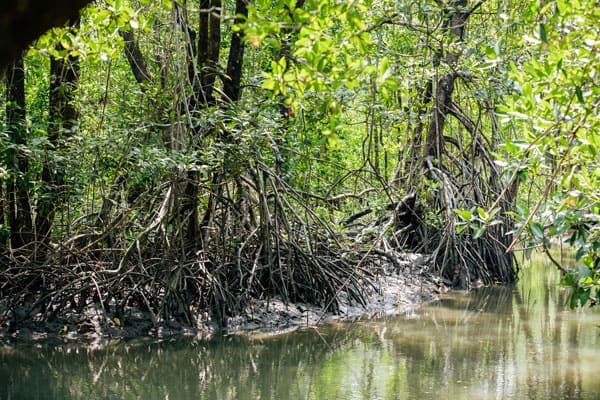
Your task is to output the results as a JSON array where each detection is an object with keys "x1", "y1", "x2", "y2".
[{"x1": 499, "y1": 0, "x2": 600, "y2": 306}]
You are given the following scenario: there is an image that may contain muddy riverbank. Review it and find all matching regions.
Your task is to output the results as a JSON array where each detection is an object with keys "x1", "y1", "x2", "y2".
[{"x1": 0, "y1": 253, "x2": 446, "y2": 343}]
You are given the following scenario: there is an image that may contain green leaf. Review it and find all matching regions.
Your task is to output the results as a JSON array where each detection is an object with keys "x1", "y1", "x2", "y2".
[
  {"x1": 472, "y1": 226, "x2": 485, "y2": 239},
  {"x1": 477, "y1": 207, "x2": 487, "y2": 220},
  {"x1": 454, "y1": 209, "x2": 472, "y2": 221},
  {"x1": 561, "y1": 271, "x2": 576, "y2": 287},
  {"x1": 575, "y1": 86, "x2": 584, "y2": 103},
  {"x1": 379, "y1": 56, "x2": 389, "y2": 75},
  {"x1": 539, "y1": 23, "x2": 547, "y2": 43},
  {"x1": 579, "y1": 289, "x2": 591, "y2": 307},
  {"x1": 261, "y1": 78, "x2": 276, "y2": 90},
  {"x1": 570, "y1": 289, "x2": 580, "y2": 308},
  {"x1": 530, "y1": 222, "x2": 544, "y2": 240},
  {"x1": 483, "y1": 45, "x2": 497, "y2": 59},
  {"x1": 577, "y1": 265, "x2": 592, "y2": 279}
]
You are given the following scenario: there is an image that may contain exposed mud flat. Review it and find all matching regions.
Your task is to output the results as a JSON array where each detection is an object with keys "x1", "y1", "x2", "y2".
[
  {"x1": 227, "y1": 257, "x2": 445, "y2": 337},
  {"x1": 0, "y1": 254, "x2": 446, "y2": 344}
]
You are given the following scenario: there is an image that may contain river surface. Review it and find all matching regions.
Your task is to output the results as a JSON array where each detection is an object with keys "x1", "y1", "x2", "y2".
[{"x1": 2, "y1": 255, "x2": 600, "y2": 399}]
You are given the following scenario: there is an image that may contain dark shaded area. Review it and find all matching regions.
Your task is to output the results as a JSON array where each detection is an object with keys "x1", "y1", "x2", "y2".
[
  {"x1": 0, "y1": 0, "x2": 91, "y2": 71},
  {"x1": 5, "y1": 57, "x2": 32, "y2": 250}
]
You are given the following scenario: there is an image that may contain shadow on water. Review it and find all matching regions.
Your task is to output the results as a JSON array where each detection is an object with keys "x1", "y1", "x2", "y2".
[{"x1": 1, "y1": 255, "x2": 600, "y2": 399}]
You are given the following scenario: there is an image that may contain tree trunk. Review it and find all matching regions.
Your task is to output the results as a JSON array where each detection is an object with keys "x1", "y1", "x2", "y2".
[
  {"x1": 423, "y1": 0, "x2": 468, "y2": 164},
  {"x1": 120, "y1": 29, "x2": 152, "y2": 87},
  {"x1": 197, "y1": 0, "x2": 221, "y2": 105},
  {"x1": 223, "y1": 0, "x2": 249, "y2": 102},
  {"x1": 37, "y1": 36, "x2": 80, "y2": 249},
  {"x1": 393, "y1": 1, "x2": 516, "y2": 288},
  {"x1": 5, "y1": 56, "x2": 33, "y2": 251},
  {"x1": 187, "y1": 0, "x2": 224, "y2": 247}
]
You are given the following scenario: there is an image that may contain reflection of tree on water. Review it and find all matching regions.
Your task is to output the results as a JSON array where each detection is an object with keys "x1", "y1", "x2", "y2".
[
  {"x1": 321, "y1": 261, "x2": 593, "y2": 400},
  {"x1": 395, "y1": 286, "x2": 517, "y2": 398},
  {"x1": 0, "y1": 328, "x2": 355, "y2": 400},
  {"x1": 394, "y1": 261, "x2": 587, "y2": 400},
  {"x1": 516, "y1": 259, "x2": 583, "y2": 400},
  {"x1": 203, "y1": 331, "x2": 353, "y2": 400}
]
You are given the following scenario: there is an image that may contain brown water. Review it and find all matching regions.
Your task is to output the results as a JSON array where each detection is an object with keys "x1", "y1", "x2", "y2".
[{"x1": 1, "y1": 256, "x2": 599, "y2": 399}]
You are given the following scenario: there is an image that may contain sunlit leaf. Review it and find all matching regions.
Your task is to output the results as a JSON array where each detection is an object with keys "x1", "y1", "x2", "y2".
[{"x1": 530, "y1": 223, "x2": 544, "y2": 240}]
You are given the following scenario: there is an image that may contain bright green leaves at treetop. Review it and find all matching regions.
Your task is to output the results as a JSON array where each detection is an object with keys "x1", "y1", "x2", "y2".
[{"x1": 252, "y1": 0, "x2": 393, "y2": 112}]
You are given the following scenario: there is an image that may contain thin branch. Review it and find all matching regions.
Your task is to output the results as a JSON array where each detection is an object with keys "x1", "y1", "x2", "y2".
[{"x1": 544, "y1": 247, "x2": 568, "y2": 275}]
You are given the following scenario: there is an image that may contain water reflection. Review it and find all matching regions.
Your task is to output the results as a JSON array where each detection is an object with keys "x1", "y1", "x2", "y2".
[{"x1": 1, "y1": 257, "x2": 599, "y2": 399}]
